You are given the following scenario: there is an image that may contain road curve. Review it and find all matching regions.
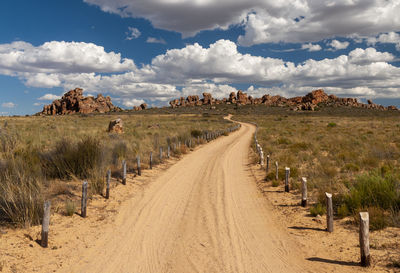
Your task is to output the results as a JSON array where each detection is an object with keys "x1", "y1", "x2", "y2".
[{"x1": 63, "y1": 121, "x2": 318, "y2": 273}]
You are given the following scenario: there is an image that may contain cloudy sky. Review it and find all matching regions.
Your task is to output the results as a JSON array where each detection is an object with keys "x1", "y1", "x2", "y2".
[{"x1": 1, "y1": 0, "x2": 400, "y2": 114}]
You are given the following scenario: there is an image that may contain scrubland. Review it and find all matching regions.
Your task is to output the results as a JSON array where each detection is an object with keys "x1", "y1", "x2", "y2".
[
  {"x1": 0, "y1": 113, "x2": 232, "y2": 227},
  {"x1": 234, "y1": 107, "x2": 400, "y2": 231}
]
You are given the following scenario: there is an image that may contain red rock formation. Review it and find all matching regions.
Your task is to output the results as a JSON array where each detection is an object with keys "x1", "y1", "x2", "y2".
[
  {"x1": 236, "y1": 90, "x2": 248, "y2": 105},
  {"x1": 168, "y1": 88, "x2": 397, "y2": 112},
  {"x1": 41, "y1": 88, "x2": 121, "y2": 115}
]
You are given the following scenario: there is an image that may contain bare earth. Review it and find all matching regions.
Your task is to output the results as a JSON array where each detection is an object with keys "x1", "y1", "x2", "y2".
[{"x1": 2, "y1": 120, "x2": 385, "y2": 272}]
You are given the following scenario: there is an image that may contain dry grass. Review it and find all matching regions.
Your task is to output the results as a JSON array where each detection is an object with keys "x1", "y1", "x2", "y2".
[
  {"x1": 0, "y1": 113, "x2": 233, "y2": 226},
  {"x1": 234, "y1": 112, "x2": 400, "y2": 229}
]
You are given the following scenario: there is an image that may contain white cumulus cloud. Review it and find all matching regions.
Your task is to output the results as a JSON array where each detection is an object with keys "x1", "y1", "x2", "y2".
[
  {"x1": 0, "y1": 41, "x2": 135, "y2": 76},
  {"x1": 2, "y1": 102, "x2": 16, "y2": 108},
  {"x1": 301, "y1": 43, "x2": 322, "y2": 52},
  {"x1": 84, "y1": 0, "x2": 400, "y2": 46},
  {"x1": 38, "y1": 93, "x2": 61, "y2": 101},
  {"x1": 328, "y1": 40, "x2": 350, "y2": 51}
]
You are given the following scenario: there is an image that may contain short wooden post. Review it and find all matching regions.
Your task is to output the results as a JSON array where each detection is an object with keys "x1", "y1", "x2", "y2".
[
  {"x1": 325, "y1": 192, "x2": 333, "y2": 232},
  {"x1": 197, "y1": 136, "x2": 200, "y2": 144},
  {"x1": 167, "y1": 146, "x2": 170, "y2": 158},
  {"x1": 266, "y1": 155, "x2": 270, "y2": 173},
  {"x1": 137, "y1": 156, "x2": 141, "y2": 176},
  {"x1": 301, "y1": 177, "x2": 307, "y2": 207},
  {"x1": 173, "y1": 143, "x2": 176, "y2": 152},
  {"x1": 359, "y1": 212, "x2": 371, "y2": 267},
  {"x1": 122, "y1": 160, "x2": 126, "y2": 185},
  {"x1": 41, "y1": 201, "x2": 51, "y2": 248},
  {"x1": 285, "y1": 167, "x2": 290, "y2": 192},
  {"x1": 260, "y1": 150, "x2": 264, "y2": 166},
  {"x1": 106, "y1": 169, "x2": 111, "y2": 199},
  {"x1": 150, "y1": 152, "x2": 153, "y2": 169},
  {"x1": 81, "y1": 181, "x2": 88, "y2": 218},
  {"x1": 275, "y1": 161, "x2": 279, "y2": 180},
  {"x1": 159, "y1": 147, "x2": 163, "y2": 162}
]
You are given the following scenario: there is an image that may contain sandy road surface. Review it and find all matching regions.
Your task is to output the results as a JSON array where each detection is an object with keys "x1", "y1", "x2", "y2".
[{"x1": 62, "y1": 121, "x2": 338, "y2": 273}]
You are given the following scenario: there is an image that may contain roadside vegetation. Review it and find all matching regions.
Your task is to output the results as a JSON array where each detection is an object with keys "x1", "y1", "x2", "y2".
[
  {"x1": 234, "y1": 108, "x2": 400, "y2": 230},
  {"x1": 0, "y1": 113, "x2": 232, "y2": 227}
]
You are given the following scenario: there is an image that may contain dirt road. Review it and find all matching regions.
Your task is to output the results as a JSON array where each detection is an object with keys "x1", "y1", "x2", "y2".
[{"x1": 62, "y1": 121, "x2": 337, "y2": 273}]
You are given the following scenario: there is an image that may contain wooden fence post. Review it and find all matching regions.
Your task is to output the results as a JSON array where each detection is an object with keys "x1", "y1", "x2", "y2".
[
  {"x1": 301, "y1": 177, "x2": 307, "y2": 207},
  {"x1": 137, "y1": 156, "x2": 141, "y2": 176},
  {"x1": 150, "y1": 152, "x2": 153, "y2": 169},
  {"x1": 260, "y1": 150, "x2": 264, "y2": 166},
  {"x1": 122, "y1": 160, "x2": 126, "y2": 185},
  {"x1": 266, "y1": 155, "x2": 270, "y2": 173},
  {"x1": 275, "y1": 161, "x2": 279, "y2": 180},
  {"x1": 106, "y1": 169, "x2": 111, "y2": 199},
  {"x1": 159, "y1": 147, "x2": 163, "y2": 162},
  {"x1": 41, "y1": 201, "x2": 51, "y2": 248},
  {"x1": 81, "y1": 181, "x2": 88, "y2": 218},
  {"x1": 359, "y1": 212, "x2": 371, "y2": 267},
  {"x1": 285, "y1": 167, "x2": 290, "y2": 192},
  {"x1": 325, "y1": 192, "x2": 333, "y2": 232},
  {"x1": 167, "y1": 146, "x2": 170, "y2": 158}
]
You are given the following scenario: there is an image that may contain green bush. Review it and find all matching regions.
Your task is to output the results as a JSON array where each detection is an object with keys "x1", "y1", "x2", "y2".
[
  {"x1": 327, "y1": 122, "x2": 337, "y2": 128},
  {"x1": 271, "y1": 180, "x2": 280, "y2": 187},
  {"x1": 310, "y1": 203, "x2": 326, "y2": 216},
  {"x1": 345, "y1": 170, "x2": 400, "y2": 212},
  {"x1": 337, "y1": 204, "x2": 350, "y2": 218},
  {"x1": 190, "y1": 129, "x2": 202, "y2": 138}
]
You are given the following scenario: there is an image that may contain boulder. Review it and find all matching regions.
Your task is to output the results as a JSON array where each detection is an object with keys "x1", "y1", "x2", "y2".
[
  {"x1": 108, "y1": 118, "x2": 123, "y2": 134},
  {"x1": 229, "y1": 92, "x2": 237, "y2": 103},
  {"x1": 140, "y1": 103, "x2": 148, "y2": 110},
  {"x1": 302, "y1": 89, "x2": 329, "y2": 105},
  {"x1": 202, "y1": 93, "x2": 213, "y2": 104},
  {"x1": 236, "y1": 90, "x2": 248, "y2": 104}
]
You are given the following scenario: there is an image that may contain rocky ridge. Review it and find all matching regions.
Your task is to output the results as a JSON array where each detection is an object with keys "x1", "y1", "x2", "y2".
[
  {"x1": 169, "y1": 89, "x2": 398, "y2": 111},
  {"x1": 40, "y1": 88, "x2": 122, "y2": 115}
]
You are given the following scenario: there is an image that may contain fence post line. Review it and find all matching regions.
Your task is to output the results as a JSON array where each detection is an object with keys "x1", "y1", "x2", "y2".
[
  {"x1": 81, "y1": 181, "x2": 88, "y2": 218},
  {"x1": 41, "y1": 200, "x2": 51, "y2": 248},
  {"x1": 285, "y1": 167, "x2": 290, "y2": 192},
  {"x1": 325, "y1": 192, "x2": 333, "y2": 232},
  {"x1": 301, "y1": 177, "x2": 307, "y2": 207},
  {"x1": 275, "y1": 161, "x2": 279, "y2": 180},
  {"x1": 122, "y1": 160, "x2": 126, "y2": 185},
  {"x1": 266, "y1": 155, "x2": 270, "y2": 173},
  {"x1": 137, "y1": 155, "x2": 141, "y2": 176},
  {"x1": 359, "y1": 212, "x2": 371, "y2": 267},
  {"x1": 106, "y1": 169, "x2": 111, "y2": 199}
]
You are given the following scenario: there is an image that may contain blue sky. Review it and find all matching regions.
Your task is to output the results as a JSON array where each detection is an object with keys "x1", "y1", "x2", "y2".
[{"x1": 0, "y1": 0, "x2": 400, "y2": 115}]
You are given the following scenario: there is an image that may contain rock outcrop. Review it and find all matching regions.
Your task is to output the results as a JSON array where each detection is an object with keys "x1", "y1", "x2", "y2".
[
  {"x1": 108, "y1": 118, "x2": 123, "y2": 134},
  {"x1": 41, "y1": 88, "x2": 121, "y2": 115},
  {"x1": 168, "y1": 89, "x2": 397, "y2": 112}
]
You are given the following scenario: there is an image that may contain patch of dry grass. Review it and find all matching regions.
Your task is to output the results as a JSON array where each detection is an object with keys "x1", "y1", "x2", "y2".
[
  {"x1": 0, "y1": 113, "x2": 233, "y2": 226},
  {"x1": 234, "y1": 112, "x2": 400, "y2": 229}
]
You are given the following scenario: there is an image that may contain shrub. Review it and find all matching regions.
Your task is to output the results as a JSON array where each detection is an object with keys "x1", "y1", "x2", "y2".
[
  {"x1": 327, "y1": 122, "x2": 337, "y2": 128},
  {"x1": 337, "y1": 204, "x2": 350, "y2": 218},
  {"x1": 277, "y1": 138, "x2": 291, "y2": 145},
  {"x1": 64, "y1": 200, "x2": 76, "y2": 216},
  {"x1": 0, "y1": 155, "x2": 44, "y2": 226},
  {"x1": 342, "y1": 163, "x2": 360, "y2": 172},
  {"x1": 345, "y1": 170, "x2": 400, "y2": 212},
  {"x1": 310, "y1": 203, "x2": 326, "y2": 216},
  {"x1": 271, "y1": 180, "x2": 280, "y2": 187},
  {"x1": 41, "y1": 136, "x2": 103, "y2": 180},
  {"x1": 190, "y1": 129, "x2": 202, "y2": 138}
]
